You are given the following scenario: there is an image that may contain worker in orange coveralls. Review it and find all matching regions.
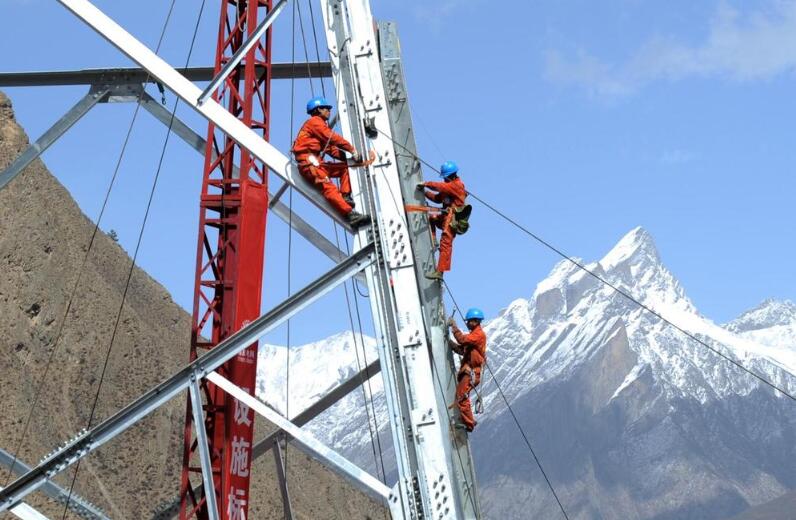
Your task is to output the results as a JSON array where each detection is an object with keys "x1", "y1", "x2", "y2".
[
  {"x1": 293, "y1": 96, "x2": 371, "y2": 228},
  {"x1": 417, "y1": 160, "x2": 467, "y2": 280},
  {"x1": 448, "y1": 307, "x2": 487, "y2": 433}
]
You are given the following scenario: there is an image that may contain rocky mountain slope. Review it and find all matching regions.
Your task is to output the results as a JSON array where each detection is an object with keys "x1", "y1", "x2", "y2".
[
  {"x1": 264, "y1": 228, "x2": 796, "y2": 519},
  {"x1": 0, "y1": 90, "x2": 383, "y2": 519}
]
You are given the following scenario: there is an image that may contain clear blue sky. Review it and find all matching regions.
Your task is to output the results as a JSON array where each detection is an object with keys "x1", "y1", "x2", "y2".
[{"x1": 1, "y1": 0, "x2": 794, "y2": 345}]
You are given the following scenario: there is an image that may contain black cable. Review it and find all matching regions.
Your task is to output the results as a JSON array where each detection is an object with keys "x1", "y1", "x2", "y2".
[
  {"x1": 59, "y1": 2, "x2": 208, "y2": 518},
  {"x1": 443, "y1": 284, "x2": 571, "y2": 520},
  {"x1": 334, "y1": 226, "x2": 388, "y2": 485},
  {"x1": 376, "y1": 126, "x2": 796, "y2": 403},
  {"x1": 305, "y1": 0, "x2": 328, "y2": 97},
  {"x1": 1, "y1": 0, "x2": 180, "y2": 491},
  {"x1": 466, "y1": 191, "x2": 796, "y2": 403},
  {"x1": 278, "y1": 0, "x2": 301, "y2": 499},
  {"x1": 295, "y1": 0, "x2": 316, "y2": 96}
]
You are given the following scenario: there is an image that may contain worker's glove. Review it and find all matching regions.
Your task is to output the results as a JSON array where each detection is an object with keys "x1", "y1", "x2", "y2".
[
  {"x1": 352, "y1": 151, "x2": 363, "y2": 163},
  {"x1": 447, "y1": 317, "x2": 456, "y2": 328},
  {"x1": 416, "y1": 182, "x2": 426, "y2": 191}
]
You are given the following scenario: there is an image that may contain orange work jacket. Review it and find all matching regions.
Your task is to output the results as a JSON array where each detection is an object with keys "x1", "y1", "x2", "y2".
[
  {"x1": 292, "y1": 115, "x2": 354, "y2": 161},
  {"x1": 424, "y1": 178, "x2": 466, "y2": 208},
  {"x1": 452, "y1": 324, "x2": 487, "y2": 371}
]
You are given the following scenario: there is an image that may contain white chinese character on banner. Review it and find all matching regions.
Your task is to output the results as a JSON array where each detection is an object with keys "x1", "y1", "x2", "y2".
[
  {"x1": 227, "y1": 488, "x2": 247, "y2": 520},
  {"x1": 230, "y1": 436, "x2": 251, "y2": 477},
  {"x1": 234, "y1": 389, "x2": 252, "y2": 427}
]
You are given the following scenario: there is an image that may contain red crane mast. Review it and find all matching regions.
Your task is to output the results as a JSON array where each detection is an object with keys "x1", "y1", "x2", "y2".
[{"x1": 180, "y1": 1, "x2": 273, "y2": 518}]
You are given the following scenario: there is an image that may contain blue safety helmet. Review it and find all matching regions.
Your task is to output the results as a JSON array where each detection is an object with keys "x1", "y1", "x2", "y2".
[
  {"x1": 464, "y1": 308, "x2": 485, "y2": 322},
  {"x1": 439, "y1": 160, "x2": 459, "y2": 178},
  {"x1": 306, "y1": 96, "x2": 333, "y2": 114}
]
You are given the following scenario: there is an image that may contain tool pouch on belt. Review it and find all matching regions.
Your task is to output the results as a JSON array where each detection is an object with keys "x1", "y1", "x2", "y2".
[{"x1": 450, "y1": 204, "x2": 473, "y2": 235}]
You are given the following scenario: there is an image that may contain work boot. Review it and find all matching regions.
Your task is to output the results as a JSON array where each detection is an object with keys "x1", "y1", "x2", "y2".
[
  {"x1": 424, "y1": 270, "x2": 443, "y2": 281},
  {"x1": 342, "y1": 193, "x2": 356, "y2": 208},
  {"x1": 347, "y1": 211, "x2": 371, "y2": 229},
  {"x1": 453, "y1": 422, "x2": 475, "y2": 433}
]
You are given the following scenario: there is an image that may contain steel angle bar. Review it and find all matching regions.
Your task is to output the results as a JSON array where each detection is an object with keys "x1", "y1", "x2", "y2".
[
  {"x1": 0, "y1": 63, "x2": 332, "y2": 87},
  {"x1": 137, "y1": 91, "x2": 355, "y2": 273},
  {"x1": 154, "y1": 359, "x2": 381, "y2": 520},
  {"x1": 272, "y1": 439, "x2": 294, "y2": 520},
  {"x1": 188, "y1": 380, "x2": 220, "y2": 520},
  {"x1": 0, "y1": 448, "x2": 110, "y2": 520},
  {"x1": 253, "y1": 359, "x2": 381, "y2": 457},
  {"x1": 198, "y1": 0, "x2": 288, "y2": 105},
  {"x1": 57, "y1": 0, "x2": 353, "y2": 230},
  {"x1": 0, "y1": 490, "x2": 51, "y2": 520},
  {"x1": 206, "y1": 371, "x2": 394, "y2": 504},
  {"x1": 0, "y1": 243, "x2": 375, "y2": 513},
  {"x1": 0, "y1": 87, "x2": 109, "y2": 191}
]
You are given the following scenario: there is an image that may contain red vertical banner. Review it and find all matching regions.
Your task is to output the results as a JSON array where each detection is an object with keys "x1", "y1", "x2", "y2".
[{"x1": 223, "y1": 180, "x2": 267, "y2": 519}]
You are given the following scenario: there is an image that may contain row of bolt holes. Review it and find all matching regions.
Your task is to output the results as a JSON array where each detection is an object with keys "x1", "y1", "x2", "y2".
[
  {"x1": 389, "y1": 220, "x2": 408, "y2": 263},
  {"x1": 433, "y1": 474, "x2": 450, "y2": 516}
]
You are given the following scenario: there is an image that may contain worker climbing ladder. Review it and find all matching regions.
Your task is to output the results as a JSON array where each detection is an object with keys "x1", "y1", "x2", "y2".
[{"x1": 0, "y1": 1, "x2": 480, "y2": 519}]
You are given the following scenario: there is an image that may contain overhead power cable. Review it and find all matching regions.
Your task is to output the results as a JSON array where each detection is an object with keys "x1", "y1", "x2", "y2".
[
  {"x1": 282, "y1": 0, "x2": 299, "y2": 496},
  {"x1": 375, "y1": 127, "x2": 796, "y2": 404},
  {"x1": 443, "y1": 284, "x2": 571, "y2": 520},
  {"x1": 59, "y1": 2, "x2": 209, "y2": 518},
  {"x1": 1, "y1": 0, "x2": 180, "y2": 492}
]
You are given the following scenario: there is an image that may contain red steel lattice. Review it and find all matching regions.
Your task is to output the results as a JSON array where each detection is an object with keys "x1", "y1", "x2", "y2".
[{"x1": 180, "y1": 1, "x2": 273, "y2": 519}]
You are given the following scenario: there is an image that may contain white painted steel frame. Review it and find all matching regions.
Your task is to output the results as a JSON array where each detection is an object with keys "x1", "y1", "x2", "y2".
[
  {"x1": 207, "y1": 371, "x2": 401, "y2": 515},
  {"x1": 10, "y1": 2, "x2": 476, "y2": 519},
  {"x1": 0, "y1": 489, "x2": 50, "y2": 520},
  {"x1": 189, "y1": 380, "x2": 221, "y2": 520},
  {"x1": 0, "y1": 244, "x2": 375, "y2": 513},
  {"x1": 321, "y1": 1, "x2": 465, "y2": 518}
]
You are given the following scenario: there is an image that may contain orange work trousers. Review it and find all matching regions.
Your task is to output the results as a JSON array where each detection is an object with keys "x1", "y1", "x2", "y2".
[
  {"x1": 298, "y1": 161, "x2": 353, "y2": 216},
  {"x1": 456, "y1": 365, "x2": 481, "y2": 431},
  {"x1": 429, "y1": 209, "x2": 456, "y2": 272}
]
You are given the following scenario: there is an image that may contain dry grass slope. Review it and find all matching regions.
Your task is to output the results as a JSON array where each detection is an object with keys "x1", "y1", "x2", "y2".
[{"x1": 0, "y1": 90, "x2": 383, "y2": 519}]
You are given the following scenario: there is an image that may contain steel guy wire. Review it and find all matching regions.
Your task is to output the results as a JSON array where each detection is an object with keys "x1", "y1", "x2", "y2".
[
  {"x1": 443, "y1": 283, "x2": 571, "y2": 520},
  {"x1": 60, "y1": 2, "x2": 209, "y2": 518},
  {"x1": 335, "y1": 226, "x2": 389, "y2": 486},
  {"x1": 1, "y1": 0, "x2": 180, "y2": 492},
  {"x1": 295, "y1": 0, "x2": 316, "y2": 97},
  {"x1": 375, "y1": 126, "x2": 796, "y2": 404},
  {"x1": 306, "y1": 0, "x2": 328, "y2": 97},
  {"x1": 282, "y1": 0, "x2": 299, "y2": 490}
]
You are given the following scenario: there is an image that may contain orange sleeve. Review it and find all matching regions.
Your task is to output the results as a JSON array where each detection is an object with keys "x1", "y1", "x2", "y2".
[
  {"x1": 425, "y1": 180, "x2": 460, "y2": 198},
  {"x1": 452, "y1": 328, "x2": 479, "y2": 348},
  {"x1": 307, "y1": 117, "x2": 355, "y2": 154},
  {"x1": 424, "y1": 190, "x2": 443, "y2": 203}
]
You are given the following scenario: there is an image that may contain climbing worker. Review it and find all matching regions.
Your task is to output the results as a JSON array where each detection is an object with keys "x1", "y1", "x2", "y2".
[
  {"x1": 417, "y1": 160, "x2": 469, "y2": 280},
  {"x1": 448, "y1": 307, "x2": 487, "y2": 433},
  {"x1": 292, "y1": 95, "x2": 372, "y2": 228}
]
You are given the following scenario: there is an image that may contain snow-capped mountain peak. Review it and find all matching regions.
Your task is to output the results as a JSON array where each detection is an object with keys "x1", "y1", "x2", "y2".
[
  {"x1": 599, "y1": 225, "x2": 660, "y2": 271},
  {"x1": 726, "y1": 299, "x2": 796, "y2": 332}
]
